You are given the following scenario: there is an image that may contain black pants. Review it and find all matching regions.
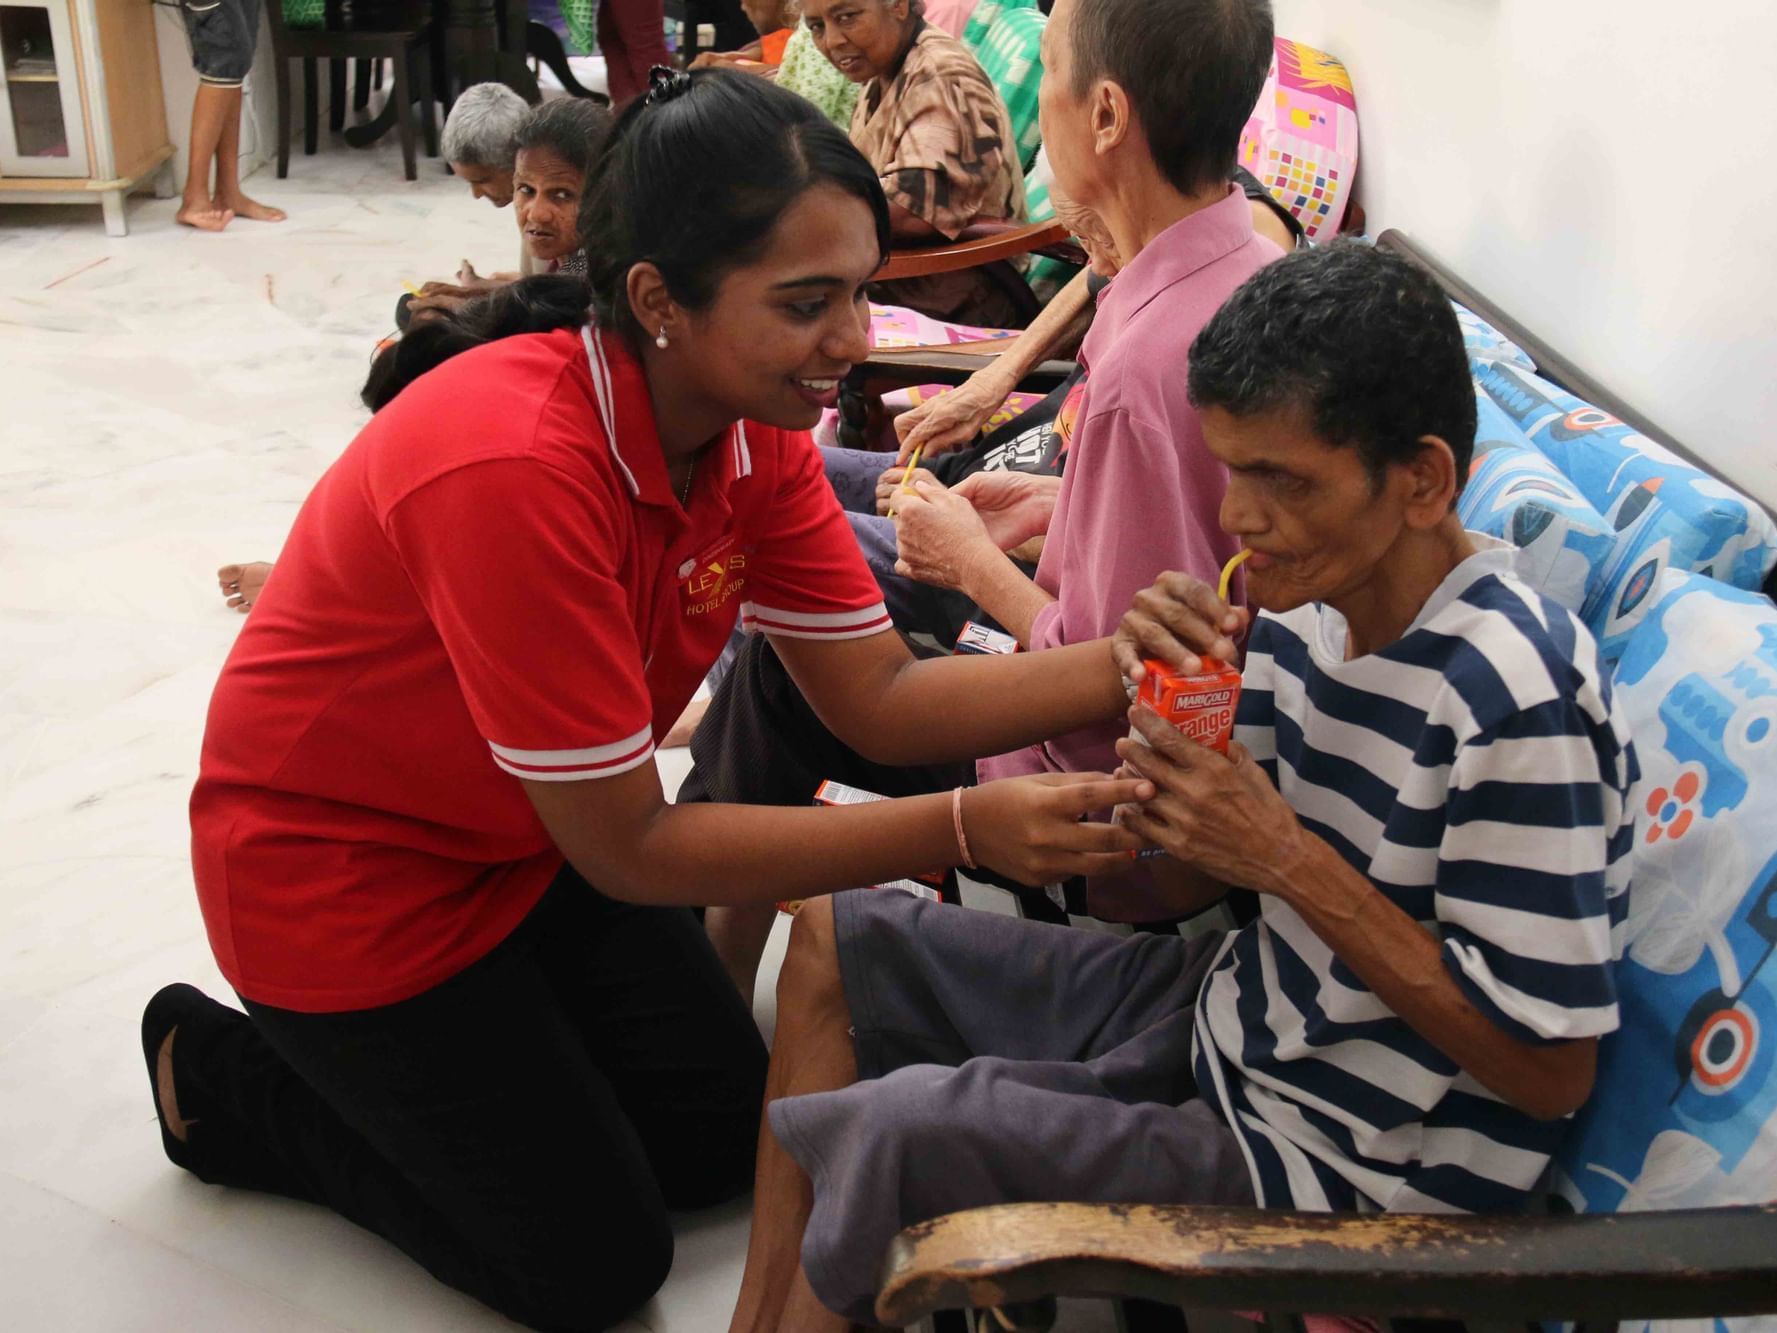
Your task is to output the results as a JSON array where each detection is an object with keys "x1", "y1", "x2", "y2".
[{"x1": 172, "y1": 866, "x2": 767, "y2": 1331}]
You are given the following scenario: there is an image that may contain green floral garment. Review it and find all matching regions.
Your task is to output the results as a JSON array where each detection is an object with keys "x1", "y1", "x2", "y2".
[{"x1": 776, "y1": 20, "x2": 859, "y2": 129}]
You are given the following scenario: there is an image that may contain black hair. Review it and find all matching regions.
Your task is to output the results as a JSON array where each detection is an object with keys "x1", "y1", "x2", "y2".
[
  {"x1": 1186, "y1": 242, "x2": 1478, "y2": 490},
  {"x1": 1069, "y1": 0, "x2": 1273, "y2": 197},
  {"x1": 578, "y1": 69, "x2": 890, "y2": 336},
  {"x1": 361, "y1": 275, "x2": 592, "y2": 411},
  {"x1": 514, "y1": 96, "x2": 615, "y2": 178}
]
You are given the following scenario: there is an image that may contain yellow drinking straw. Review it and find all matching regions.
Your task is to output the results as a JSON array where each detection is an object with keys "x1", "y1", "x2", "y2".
[
  {"x1": 401, "y1": 281, "x2": 423, "y2": 297},
  {"x1": 887, "y1": 443, "x2": 925, "y2": 518},
  {"x1": 1218, "y1": 547, "x2": 1254, "y2": 603}
]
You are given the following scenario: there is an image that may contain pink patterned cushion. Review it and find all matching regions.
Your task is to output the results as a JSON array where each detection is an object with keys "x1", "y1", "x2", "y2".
[
  {"x1": 1239, "y1": 38, "x2": 1361, "y2": 241},
  {"x1": 867, "y1": 302, "x2": 1019, "y2": 350}
]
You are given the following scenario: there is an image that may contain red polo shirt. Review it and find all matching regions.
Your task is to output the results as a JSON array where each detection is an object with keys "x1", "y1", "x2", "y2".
[{"x1": 191, "y1": 327, "x2": 889, "y2": 1012}]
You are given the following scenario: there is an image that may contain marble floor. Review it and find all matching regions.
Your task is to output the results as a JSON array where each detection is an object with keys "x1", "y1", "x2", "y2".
[{"x1": 0, "y1": 121, "x2": 1126, "y2": 1332}]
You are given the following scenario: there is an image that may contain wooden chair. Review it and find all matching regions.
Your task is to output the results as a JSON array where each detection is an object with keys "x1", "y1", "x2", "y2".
[
  {"x1": 268, "y1": 0, "x2": 440, "y2": 181},
  {"x1": 836, "y1": 219, "x2": 1083, "y2": 448}
]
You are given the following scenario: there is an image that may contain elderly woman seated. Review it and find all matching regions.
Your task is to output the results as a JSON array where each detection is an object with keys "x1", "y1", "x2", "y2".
[{"x1": 804, "y1": 0, "x2": 1027, "y2": 326}]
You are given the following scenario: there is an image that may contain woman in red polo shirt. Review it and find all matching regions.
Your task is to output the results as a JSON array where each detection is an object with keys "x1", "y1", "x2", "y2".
[{"x1": 143, "y1": 70, "x2": 1148, "y2": 1330}]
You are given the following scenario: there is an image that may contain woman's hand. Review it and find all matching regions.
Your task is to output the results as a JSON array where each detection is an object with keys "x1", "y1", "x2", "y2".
[
  {"x1": 893, "y1": 369, "x2": 1014, "y2": 465},
  {"x1": 964, "y1": 772, "x2": 1152, "y2": 886},
  {"x1": 875, "y1": 465, "x2": 940, "y2": 516},
  {"x1": 1114, "y1": 707, "x2": 1305, "y2": 894},
  {"x1": 1112, "y1": 571, "x2": 1250, "y2": 683},
  {"x1": 952, "y1": 471, "x2": 1060, "y2": 552},
  {"x1": 892, "y1": 476, "x2": 998, "y2": 592}
]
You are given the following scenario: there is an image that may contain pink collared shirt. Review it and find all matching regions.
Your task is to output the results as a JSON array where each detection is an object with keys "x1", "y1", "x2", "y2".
[{"x1": 978, "y1": 184, "x2": 1283, "y2": 784}]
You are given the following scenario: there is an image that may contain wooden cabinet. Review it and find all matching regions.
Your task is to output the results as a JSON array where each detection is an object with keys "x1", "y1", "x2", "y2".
[{"x1": 0, "y1": 0, "x2": 175, "y2": 234}]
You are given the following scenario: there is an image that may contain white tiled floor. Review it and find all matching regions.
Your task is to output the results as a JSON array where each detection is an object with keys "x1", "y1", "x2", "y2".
[{"x1": 0, "y1": 117, "x2": 1123, "y2": 1333}]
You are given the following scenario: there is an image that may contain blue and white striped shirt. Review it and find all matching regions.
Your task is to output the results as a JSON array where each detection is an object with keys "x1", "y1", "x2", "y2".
[{"x1": 1193, "y1": 538, "x2": 1636, "y2": 1214}]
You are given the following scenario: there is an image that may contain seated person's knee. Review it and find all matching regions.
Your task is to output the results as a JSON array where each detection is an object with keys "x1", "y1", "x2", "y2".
[{"x1": 779, "y1": 897, "x2": 844, "y2": 1010}]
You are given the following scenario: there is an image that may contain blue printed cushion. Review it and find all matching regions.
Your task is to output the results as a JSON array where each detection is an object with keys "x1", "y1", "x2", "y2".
[
  {"x1": 1555, "y1": 569, "x2": 1777, "y2": 1234},
  {"x1": 1459, "y1": 395, "x2": 1615, "y2": 614},
  {"x1": 1453, "y1": 302, "x2": 1536, "y2": 373},
  {"x1": 1472, "y1": 361, "x2": 1777, "y2": 615}
]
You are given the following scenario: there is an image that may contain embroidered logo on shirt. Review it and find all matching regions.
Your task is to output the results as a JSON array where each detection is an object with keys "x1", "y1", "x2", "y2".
[{"x1": 684, "y1": 533, "x2": 750, "y2": 616}]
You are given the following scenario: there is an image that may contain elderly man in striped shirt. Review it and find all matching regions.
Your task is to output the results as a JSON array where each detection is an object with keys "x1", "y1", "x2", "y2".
[{"x1": 734, "y1": 241, "x2": 1637, "y2": 1332}]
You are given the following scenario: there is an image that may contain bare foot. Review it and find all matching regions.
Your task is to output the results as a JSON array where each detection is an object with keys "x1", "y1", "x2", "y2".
[
  {"x1": 662, "y1": 696, "x2": 710, "y2": 749},
  {"x1": 218, "y1": 561, "x2": 273, "y2": 613},
  {"x1": 157, "y1": 1028, "x2": 198, "y2": 1143},
  {"x1": 176, "y1": 198, "x2": 234, "y2": 232},
  {"x1": 217, "y1": 192, "x2": 286, "y2": 223}
]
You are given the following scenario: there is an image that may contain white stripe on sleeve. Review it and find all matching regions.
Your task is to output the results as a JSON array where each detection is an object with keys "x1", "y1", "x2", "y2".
[{"x1": 488, "y1": 726, "x2": 655, "y2": 781}]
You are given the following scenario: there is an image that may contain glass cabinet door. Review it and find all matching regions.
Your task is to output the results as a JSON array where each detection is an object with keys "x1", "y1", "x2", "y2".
[{"x1": 0, "y1": 0, "x2": 89, "y2": 178}]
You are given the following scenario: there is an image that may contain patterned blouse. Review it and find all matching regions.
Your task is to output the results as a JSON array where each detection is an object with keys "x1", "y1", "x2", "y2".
[
  {"x1": 776, "y1": 20, "x2": 861, "y2": 130},
  {"x1": 851, "y1": 21, "x2": 1027, "y2": 326}
]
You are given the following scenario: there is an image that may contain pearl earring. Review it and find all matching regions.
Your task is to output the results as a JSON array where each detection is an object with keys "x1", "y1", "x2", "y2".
[{"x1": 655, "y1": 328, "x2": 670, "y2": 350}]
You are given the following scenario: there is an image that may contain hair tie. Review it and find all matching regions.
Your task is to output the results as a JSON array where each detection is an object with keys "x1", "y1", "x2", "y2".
[{"x1": 643, "y1": 66, "x2": 694, "y2": 108}]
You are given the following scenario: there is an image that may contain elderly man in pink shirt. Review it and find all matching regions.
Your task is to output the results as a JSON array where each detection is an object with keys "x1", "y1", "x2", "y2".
[
  {"x1": 896, "y1": 184, "x2": 1274, "y2": 780},
  {"x1": 684, "y1": 0, "x2": 1283, "y2": 995},
  {"x1": 889, "y1": 61, "x2": 1281, "y2": 808}
]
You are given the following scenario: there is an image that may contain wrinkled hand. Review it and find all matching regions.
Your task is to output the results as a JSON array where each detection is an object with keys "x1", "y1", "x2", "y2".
[
  {"x1": 875, "y1": 465, "x2": 940, "y2": 517},
  {"x1": 893, "y1": 370, "x2": 1013, "y2": 465},
  {"x1": 408, "y1": 281, "x2": 477, "y2": 321},
  {"x1": 1114, "y1": 706, "x2": 1304, "y2": 893},
  {"x1": 965, "y1": 772, "x2": 1152, "y2": 886},
  {"x1": 952, "y1": 470, "x2": 1060, "y2": 552},
  {"x1": 892, "y1": 477, "x2": 997, "y2": 592},
  {"x1": 1112, "y1": 570, "x2": 1250, "y2": 684}
]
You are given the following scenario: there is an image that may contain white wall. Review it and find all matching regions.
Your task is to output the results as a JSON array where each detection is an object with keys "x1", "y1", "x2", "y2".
[
  {"x1": 1272, "y1": 0, "x2": 1777, "y2": 508},
  {"x1": 154, "y1": 5, "x2": 282, "y2": 189}
]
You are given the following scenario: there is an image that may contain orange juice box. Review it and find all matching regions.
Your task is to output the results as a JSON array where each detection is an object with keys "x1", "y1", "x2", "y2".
[
  {"x1": 1122, "y1": 657, "x2": 1244, "y2": 860},
  {"x1": 1133, "y1": 657, "x2": 1243, "y2": 754}
]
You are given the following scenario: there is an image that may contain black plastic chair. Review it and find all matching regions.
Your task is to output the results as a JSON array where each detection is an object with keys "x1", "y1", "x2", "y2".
[{"x1": 268, "y1": 0, "x2": 440, "y2": 181}]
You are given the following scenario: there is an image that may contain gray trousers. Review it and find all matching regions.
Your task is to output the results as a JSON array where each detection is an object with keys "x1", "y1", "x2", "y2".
[{"x1": 770, "y1": 889, "x2": 1256, "y2": 1324}]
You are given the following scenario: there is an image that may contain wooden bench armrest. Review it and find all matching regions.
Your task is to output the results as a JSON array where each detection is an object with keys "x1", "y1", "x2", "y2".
[
  {"x1": 877, "y1": 221, "x2": 1075, "y2": 281},
  {"x1": 875, "y1": 1201, "x2": 1777, "y2": 1327}
]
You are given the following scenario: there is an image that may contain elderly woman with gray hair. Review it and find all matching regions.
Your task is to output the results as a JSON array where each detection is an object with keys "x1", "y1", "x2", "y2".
[{"x1": 441, "y1": 81, "x2": 531, "y2": 210}]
